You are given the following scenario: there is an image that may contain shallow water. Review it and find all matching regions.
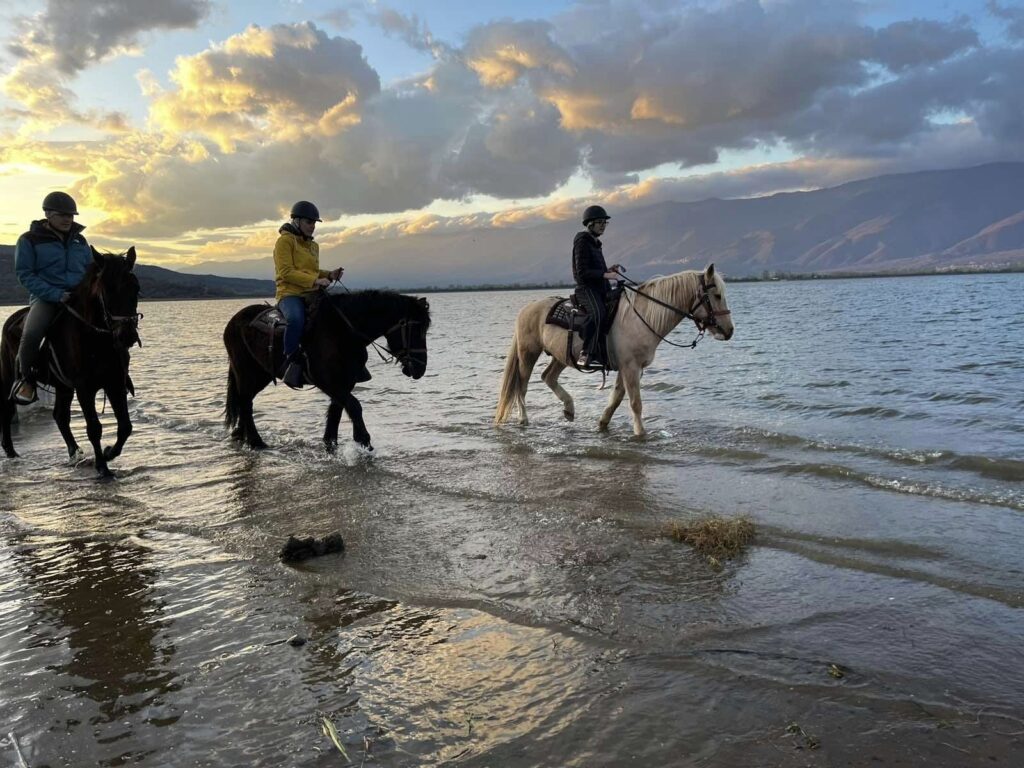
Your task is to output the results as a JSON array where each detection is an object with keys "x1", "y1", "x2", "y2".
[{"x1": 1, "y1": 274, "x2": 1023, "y2": 766}]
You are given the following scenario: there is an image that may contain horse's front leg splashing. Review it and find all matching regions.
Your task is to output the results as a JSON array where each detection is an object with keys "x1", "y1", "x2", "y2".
[
  {"x1": 343, "y1": 394, "x2": 372, "y2": 451},
  {"x1": 76, "y1": 387, "x2": 113, "y2": 478},
  {"x1": 101, "y1": 387, "x2": 133, "y2": 463}
]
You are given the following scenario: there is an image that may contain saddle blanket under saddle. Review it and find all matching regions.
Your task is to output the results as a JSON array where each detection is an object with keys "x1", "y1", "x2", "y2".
[
  {"x1": 544, "y1": 290, "x2": 623, "y2": 332},
  {"x1": 249, "y1": 306, "x2": 286, "y2": 337}
]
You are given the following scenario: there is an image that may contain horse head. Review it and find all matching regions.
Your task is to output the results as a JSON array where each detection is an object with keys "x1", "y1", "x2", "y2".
[
  {"x1": 697, "y1": 263, "x2": 733, "y2": 341},
  {"x1": 384, "y1": 296, "x2": 430, "y2": 379},
  {"x1": 87, "y1": 245, "x2": 142, "y2": 348}
]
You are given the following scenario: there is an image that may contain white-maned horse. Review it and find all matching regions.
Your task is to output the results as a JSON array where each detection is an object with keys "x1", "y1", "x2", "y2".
[{"x1": 495, "y1": 263, "x2": 734, "y2": 436}]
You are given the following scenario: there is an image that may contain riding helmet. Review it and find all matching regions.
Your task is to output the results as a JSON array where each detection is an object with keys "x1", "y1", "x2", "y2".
[
  {"x1": 42, "y1": 191, "x2": 78, "y2": 215},
  {"x1": 290, "y1": 200, "x2": 322, "y2": 222},
  {"x1": 582, "y1": 205, "x2": 610, "y2": 224}
]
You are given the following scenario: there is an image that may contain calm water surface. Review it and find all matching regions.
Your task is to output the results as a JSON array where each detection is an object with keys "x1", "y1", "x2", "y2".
[{"x1": 1, "y1": 274, "x2": 1022, "y2": 766}]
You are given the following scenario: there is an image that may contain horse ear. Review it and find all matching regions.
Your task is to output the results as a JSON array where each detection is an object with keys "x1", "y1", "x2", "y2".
[
  {"x1": 417, "y1": 297, "x2": 428, "y2": 307},
  {"x1": 705, "y1": 263, "x2": 716, "y2": 280},
  {"x1": 126, "y1": 246, "x2": 137, "y2": 271},
  {"x1": 92, "y1": 245, "x2": 103, "y2": 265}
]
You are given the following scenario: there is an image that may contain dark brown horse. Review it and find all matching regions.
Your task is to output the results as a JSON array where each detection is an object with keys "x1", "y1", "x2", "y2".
[
  {"x1": 1, "y1": 247, "x2": 142, "y2": 477},
  {"x1": 222, "y1": 290, "x2": 430, "y2": 452}
]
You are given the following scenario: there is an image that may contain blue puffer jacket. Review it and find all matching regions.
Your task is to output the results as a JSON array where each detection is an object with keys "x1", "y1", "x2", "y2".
[{"x1": 14, "y1": 220, "x2": 91, "y2": 303}]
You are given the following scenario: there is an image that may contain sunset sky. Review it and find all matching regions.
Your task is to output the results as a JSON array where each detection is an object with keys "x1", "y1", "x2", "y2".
[{"x1": 1, "y1": 0, "x2": 1021, "y2": 273}]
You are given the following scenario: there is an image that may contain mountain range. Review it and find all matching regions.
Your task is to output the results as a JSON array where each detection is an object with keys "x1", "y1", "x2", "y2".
[
  {"x1": 3, "y1": 163, "x2": 1024, "y2": 301},
  {"x1": 178, "y1": 162, "x2": 1024, "y2": 288},
  {"x1": 0, "y1": 251, "x2": 272, "y2": 305}
]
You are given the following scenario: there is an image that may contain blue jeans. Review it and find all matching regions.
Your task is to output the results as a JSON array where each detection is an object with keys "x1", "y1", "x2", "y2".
[{"x1": 278, "y1": 296, "x2": 306, "y2": 358}]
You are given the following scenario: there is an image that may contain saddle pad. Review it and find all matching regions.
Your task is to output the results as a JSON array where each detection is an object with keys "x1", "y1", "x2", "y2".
[
  {"x1": 545, "y1": 298, "x2": 585, "y2": 331},
  {"x1": 250, "y1": 306, "x2": 285, "y2": 336}
]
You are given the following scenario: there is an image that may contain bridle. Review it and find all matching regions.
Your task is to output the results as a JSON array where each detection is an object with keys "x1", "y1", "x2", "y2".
[
  {"x1": 324, "y1": 294, "x2": 426, "y2": 369},
  {"x1": 63, "y1": 285, "x2": 144, "y2": 348},
  {"x1": 620, "y1": 270, "x2": 731, "y2": 349}
]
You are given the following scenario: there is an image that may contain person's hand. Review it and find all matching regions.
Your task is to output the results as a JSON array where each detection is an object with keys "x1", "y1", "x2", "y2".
[
  {"x1": 609, "y1": 263, "x2": 624, "y2": 273},
  {"x1": 604, "y1": 270, "x2": 622, "y2": 280},
  {"x1": 329, "y1": 267, "x2": 344, "y2": 281},
  {"x1": 314, "y1": 277, "x2": 331, "y2": 288}
]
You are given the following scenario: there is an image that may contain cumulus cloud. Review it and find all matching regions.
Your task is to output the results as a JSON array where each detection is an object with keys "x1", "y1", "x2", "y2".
[
  {"x1": 6, "y1": 0, "x2": 210, "y2": 76},
  {"x1": 3, "y1": 0, "x2": 1021, "y2": 250},
  {"x1": 148, "y1": 23, "x2": 380, "y2": 150},
  {"x1": 2, "y1": 0, "x2": 211, "y2": 132}
]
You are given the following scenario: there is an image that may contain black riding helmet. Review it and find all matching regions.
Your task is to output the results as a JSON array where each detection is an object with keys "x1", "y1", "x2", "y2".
[
  {"x1": 42, "y1": 191, "x2": 78, "y2": 215},
  {"x1": 290, "y1": 200, "x2": 322, "y2": 222},
  {"x1": 582, "y1": 204, "x2": 610, "y2": 225}
]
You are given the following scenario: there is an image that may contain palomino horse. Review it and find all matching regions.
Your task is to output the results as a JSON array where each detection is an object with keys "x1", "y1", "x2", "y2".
[
  {"x1": 495, "y1": 263, "x2": 733, "y2": 436},
  {"x1": 223, "y1": 290, "x2": 430, "y2": 452},
  {"x1": 1, "y1": 247, "x2": 142, "y2": 477}
]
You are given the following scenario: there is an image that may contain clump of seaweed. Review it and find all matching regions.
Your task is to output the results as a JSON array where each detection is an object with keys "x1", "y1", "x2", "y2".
[
  {"x1": 665, "y1": 515, "x2": 755, "y2": 565},
  {"x1": 279, "y1": 532, "x2": 345, "y2": 563}
]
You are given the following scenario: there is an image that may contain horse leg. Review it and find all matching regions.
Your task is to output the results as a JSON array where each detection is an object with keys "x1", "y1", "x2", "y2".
[
  {"x1": 239, "y1": 392, "x2": 267, "y2": 450},
  {"x1": 76, "y1": 388, "x2": 112, "y2": 478},
  {"x1": 598, "y1": 373, "x2": 627, "y2": 431},
  {"x1": 323, "y1": 398, "x2": 344, "y2": 453},
  {"x1": 101, "y1": 388, "x2": 132, "y2": 462},
  {"x1": 0, "y1": 391, "x2": 16, "y2": 458},
  {"x1": 343, "y1": 393, "x2": 372, "y2": 450},
  {"x1": 52, "y1": 387, "x2": 81, "y2": 459},
  {"x1": 541, "y1": 360, "x2": 574, "y2": 421},
  {"x1": 622, "y1": 367, "x2": 646, "y2": 437}
]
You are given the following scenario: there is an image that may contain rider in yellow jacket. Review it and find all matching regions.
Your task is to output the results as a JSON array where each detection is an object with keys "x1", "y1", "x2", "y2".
[{"x1": 274, "y1": 201, "x2": 342, "y2": 388}]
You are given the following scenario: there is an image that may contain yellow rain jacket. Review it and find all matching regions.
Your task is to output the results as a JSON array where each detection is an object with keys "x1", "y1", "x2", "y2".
[{"x1": 273, "y1": 224, "x2": 330, "y2": 302}]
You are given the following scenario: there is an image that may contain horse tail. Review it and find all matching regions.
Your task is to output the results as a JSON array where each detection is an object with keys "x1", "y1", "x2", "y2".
[
  {"x1": 224, "y1": 367, "x2": 240, "y2": 430},
  {"x1": 495, "y1": 330, "x2": 523, "y2": 425}
]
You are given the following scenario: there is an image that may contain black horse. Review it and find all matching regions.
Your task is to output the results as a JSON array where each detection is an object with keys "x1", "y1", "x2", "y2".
[
  {"x1": 1, "y1": 247, "x2": 142, "y2": 477},
  {"x1": 222, "y1": 290, "x2": 430, "y2": 452}
]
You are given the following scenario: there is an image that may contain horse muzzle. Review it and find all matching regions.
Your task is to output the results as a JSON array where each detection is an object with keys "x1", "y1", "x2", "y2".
[{"x1": 401, "y1": 355, "x2": 427, "y2": 379}]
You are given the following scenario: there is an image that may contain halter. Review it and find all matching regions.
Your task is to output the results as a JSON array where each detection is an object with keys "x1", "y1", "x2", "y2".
[{"x1": 620, "y1": 270, "x2": 731, "y2": 349}]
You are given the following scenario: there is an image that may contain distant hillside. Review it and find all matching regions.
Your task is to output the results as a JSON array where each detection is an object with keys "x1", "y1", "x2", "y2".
[
  {"x1": 182, "y1": 162, "x2": 1024, "y2": 287},
  {"x1": 1, "y1": 246, "x2": 273, "y2": 304}
]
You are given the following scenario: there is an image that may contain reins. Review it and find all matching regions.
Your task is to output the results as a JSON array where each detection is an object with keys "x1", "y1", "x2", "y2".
[
  {"x1": 320, "y1": 283, "x2": 425, "y2": 366},
  {"x1": 614, "y1": 268, "x2": 729, "y2": 350}
]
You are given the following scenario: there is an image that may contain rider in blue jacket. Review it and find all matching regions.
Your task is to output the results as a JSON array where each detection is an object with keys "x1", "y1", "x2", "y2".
[{"x1": 11, "y1": 191, "x2": 92, "y2": 405}]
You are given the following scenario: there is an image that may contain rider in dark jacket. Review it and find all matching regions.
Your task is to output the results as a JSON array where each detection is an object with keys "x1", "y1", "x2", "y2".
[
  {"x1": 11, "y1": 192, "x2": 91, "y2": 404},
  {"x1": 573, "y1": 205, "x2": 622, "y2": 366}
]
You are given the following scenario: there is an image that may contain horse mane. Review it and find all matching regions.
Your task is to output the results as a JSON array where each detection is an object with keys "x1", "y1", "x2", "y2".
[
  {"x1": 329, "y1": 289, "x2": 431, "y2": 330},
  {"x1": 634, "y1": 271, "x2": 703, "y2": 333}
]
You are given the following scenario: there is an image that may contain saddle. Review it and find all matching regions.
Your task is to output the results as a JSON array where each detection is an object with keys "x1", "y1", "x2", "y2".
[
  {"x1": 544, "y1": 287, "x2": 623, "y2": 333},
  {"x1": 544, "y1": 287, "x2": 623, "y2": 371},
  {"x1": 6, "y1": 307, "x2": 135, "y2": 395}
]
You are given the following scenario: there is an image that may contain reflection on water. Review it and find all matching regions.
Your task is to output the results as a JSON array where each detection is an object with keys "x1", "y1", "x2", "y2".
[{"x1": 1, "y1": 275, "x2": 1024, "y2": 766}]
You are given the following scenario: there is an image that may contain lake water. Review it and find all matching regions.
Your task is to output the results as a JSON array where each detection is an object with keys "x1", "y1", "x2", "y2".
[{"x1": 1, "y1": 274, "x2": 1022, "y2": 767}]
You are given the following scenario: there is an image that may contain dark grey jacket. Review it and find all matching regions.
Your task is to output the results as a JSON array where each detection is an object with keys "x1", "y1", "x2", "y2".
[{"x1": 572, "y1": 231, "x2": 608, "y2": 294}]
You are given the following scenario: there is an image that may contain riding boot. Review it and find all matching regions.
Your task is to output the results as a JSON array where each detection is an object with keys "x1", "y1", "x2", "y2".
[{"x1": 282, "y1": 350, "x2": 306, "y2": 389}]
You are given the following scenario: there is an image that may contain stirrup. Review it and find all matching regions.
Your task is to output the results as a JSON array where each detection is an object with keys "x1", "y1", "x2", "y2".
[{"x1": 11, "y1": 379, "x2": 38, "y2": 406}]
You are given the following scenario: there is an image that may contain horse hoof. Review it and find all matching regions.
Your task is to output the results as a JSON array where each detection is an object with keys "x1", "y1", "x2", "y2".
[
  {"x1": 248, "y1": 441, "x2": 268, "y2": 451},
  {"x1": 324, "y1": 440, "x2": 338, "y2": 455},
  {"x1": 4, "y1": 450, "x2": 18, "y2": 459},
  {"x1": 96, "y1": 468, "x2": 115, "y2": 480},
  {"x1": 102, "y1": 446, "x2": 116, "y2": 461},
  {"x1": 563, "y1": 408, "x2": 575, "y2": 421}
]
